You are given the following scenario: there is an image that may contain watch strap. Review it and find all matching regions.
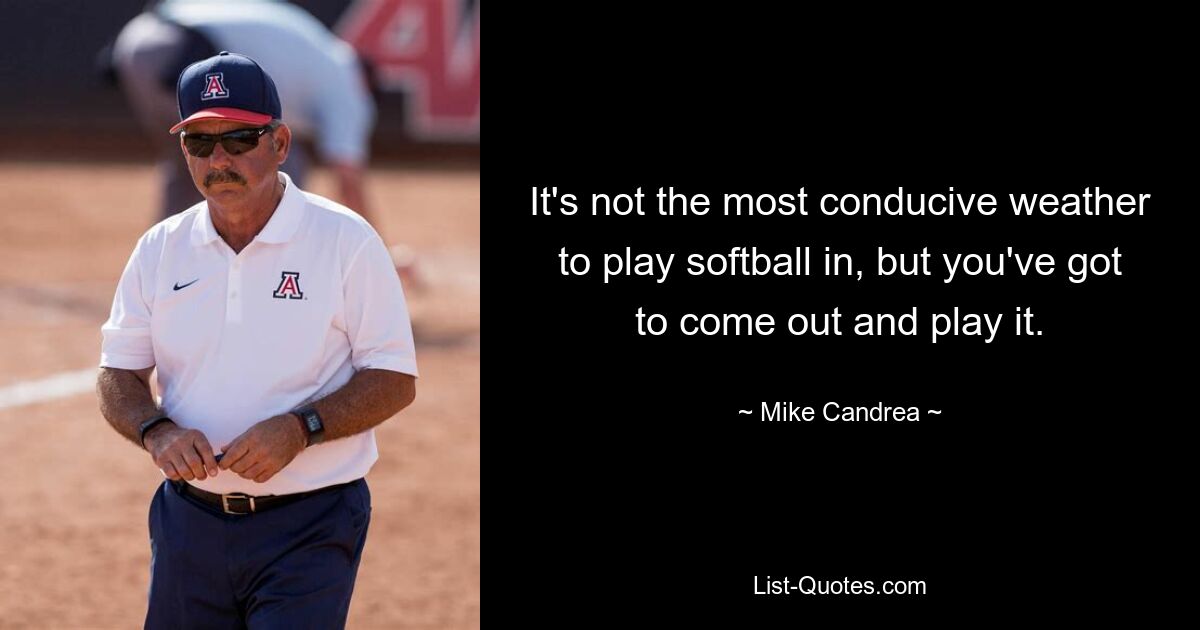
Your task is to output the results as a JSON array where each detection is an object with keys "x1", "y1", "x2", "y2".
[
  {"x1": 138, "y1": 414, "x2": 174, "y2": 449},
  {"x1": 293, "y1": 404, "x2": 326, "y2": 446}
]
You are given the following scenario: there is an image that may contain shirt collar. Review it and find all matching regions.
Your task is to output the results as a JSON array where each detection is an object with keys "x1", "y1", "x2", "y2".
[{"x1": 190, "y1": 172, "x2": 304, "y2": 247}]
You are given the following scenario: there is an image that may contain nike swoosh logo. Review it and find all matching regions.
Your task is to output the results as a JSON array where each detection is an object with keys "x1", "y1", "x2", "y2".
[{"x1": 173, "y1": 279, "x2": 199, "y2": 291}]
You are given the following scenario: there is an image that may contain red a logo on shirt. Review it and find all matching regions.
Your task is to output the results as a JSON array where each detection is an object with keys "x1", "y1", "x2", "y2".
[
  {"x1": 273, "y1": 272, "x2": 304, "y2": 299},
  {"x1": 201, "y1": 73, "x2": 229, "y2": 100}
]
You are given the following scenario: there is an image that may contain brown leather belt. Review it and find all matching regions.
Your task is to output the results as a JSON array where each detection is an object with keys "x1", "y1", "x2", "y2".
[{"x1": 173, "y1": 479, "x2": 355, "y2": 515}]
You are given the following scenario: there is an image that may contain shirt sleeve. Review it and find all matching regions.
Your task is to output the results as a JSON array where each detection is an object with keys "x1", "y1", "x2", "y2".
[
  {"x1": 100, "y1": 239, "x2": 155, "y2": 369},
  {"x1": 342, "y1": 234, "x2": 419, "y2": 377}
]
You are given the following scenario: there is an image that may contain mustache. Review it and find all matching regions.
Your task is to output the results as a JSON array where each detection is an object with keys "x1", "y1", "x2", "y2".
[{"x1": 204, "y1": 169, "x2": 246, "y2": 187}]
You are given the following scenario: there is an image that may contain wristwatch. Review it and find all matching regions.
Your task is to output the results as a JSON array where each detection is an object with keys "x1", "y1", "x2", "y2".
[
  {"x1": 292, "y1": 404, "x2": 326, "y2": 446},
  {"x1": 138, "y1": 414, "x2": 174, "y2": 449}
]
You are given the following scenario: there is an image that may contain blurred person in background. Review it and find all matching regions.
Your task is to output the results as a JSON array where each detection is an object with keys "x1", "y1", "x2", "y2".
[{"x1": 106, "y1": 0, "x2": 422, "y2": 286}]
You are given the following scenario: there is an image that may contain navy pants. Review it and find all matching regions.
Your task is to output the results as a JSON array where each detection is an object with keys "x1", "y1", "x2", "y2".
[{"x1": 145, "y1": 478, "x2": 371, "y2": 630}]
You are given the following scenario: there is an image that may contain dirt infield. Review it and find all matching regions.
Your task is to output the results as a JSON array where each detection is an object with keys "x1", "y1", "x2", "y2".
[{"x1": 0, "y1": 162, "x2": 480, "y2": 629}]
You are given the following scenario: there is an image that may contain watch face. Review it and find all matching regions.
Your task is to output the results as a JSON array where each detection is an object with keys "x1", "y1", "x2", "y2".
[{"x1": 304, "y1": 412, "x2": 322, "y2": 433}]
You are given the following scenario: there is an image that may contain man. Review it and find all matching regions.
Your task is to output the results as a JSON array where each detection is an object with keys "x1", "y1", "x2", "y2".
[{"x1": 96, "y1": 51, "x2": 418, "y2": 629}]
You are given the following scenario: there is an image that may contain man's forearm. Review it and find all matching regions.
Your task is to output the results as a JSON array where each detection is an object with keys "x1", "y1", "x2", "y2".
[
  {"x1": 96, "y1": 367, "x2": 161, "y2": 447},
  {"x1": 306, "y1": 368, "x2": 415, "y2": 441}
]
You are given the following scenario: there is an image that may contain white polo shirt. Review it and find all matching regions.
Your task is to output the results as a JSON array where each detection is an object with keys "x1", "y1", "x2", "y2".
[{"x1": 101, "y1": 172, "x2": 418, "y2": 496}]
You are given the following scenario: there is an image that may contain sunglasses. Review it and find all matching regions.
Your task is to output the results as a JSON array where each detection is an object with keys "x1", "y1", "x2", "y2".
[{"x1": 181, "y1": 125, "x2": 276, "y2": 158}]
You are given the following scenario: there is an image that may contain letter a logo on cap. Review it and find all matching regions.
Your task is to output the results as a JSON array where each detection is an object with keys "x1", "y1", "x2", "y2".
[{"x1": 201, "y1": 73, "x2": 229, "y2": 101}]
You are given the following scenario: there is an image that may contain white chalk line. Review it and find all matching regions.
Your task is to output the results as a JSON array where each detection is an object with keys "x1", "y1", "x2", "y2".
[{"x1": 0, "y1": 368, "x2": 97, "y2": 411}]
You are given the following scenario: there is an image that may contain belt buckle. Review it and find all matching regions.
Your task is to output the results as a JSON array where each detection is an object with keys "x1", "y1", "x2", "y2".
[{"x1": 221, "y1": 493, "x2": 256, "y2": 515}]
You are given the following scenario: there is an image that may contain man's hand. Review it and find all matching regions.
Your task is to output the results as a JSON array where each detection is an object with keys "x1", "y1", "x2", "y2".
[
  {"x1": 145, "y1": 423, "x2": 220, "y2": 482},
  {"x1": 218, "y1": 414, "x2": 307, "y2": 483}
]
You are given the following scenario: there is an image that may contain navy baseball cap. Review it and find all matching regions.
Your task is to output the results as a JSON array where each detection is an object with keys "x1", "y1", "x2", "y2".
[{"x1": 170, "y1": 51, "x2": 281, "y2": 134}]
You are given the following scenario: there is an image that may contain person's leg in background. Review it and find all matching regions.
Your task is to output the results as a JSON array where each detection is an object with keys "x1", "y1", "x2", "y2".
[
  {"x1": 112, "y1": 13, "x2": 206, "y2": 220},
  {"x1": 279, "y1": 138, "x2": 311, "y2": 189}
]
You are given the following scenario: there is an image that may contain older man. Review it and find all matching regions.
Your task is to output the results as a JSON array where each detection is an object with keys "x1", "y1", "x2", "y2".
[{"x1": 96, "y1": 51, "x2": 417, "y2": 629}]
